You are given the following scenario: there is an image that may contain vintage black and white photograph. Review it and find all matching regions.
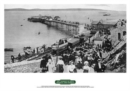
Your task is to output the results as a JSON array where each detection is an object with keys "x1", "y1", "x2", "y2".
[{"x1": 4, "y1": 4, "x2": 126, "y2": 73}]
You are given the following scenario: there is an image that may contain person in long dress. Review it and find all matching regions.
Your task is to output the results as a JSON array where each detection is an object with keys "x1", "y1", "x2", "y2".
[
  {"x1": 56, "y1": 57, "x2": 65, "y2": 73},
  {"x1": 46, "y1": 58, "x2": 55, "y2": 73},
  {"x1": 75, "y1": 56, "x2": 82, "y2": 69},
  {"x1": 40, "y1": 57, "x2": 48, "y2": 73},
  {"x1": 68, "y1": 61, "x2": 76, "y2": 73},
  {"x1": 83, "y1": 61, "x2": 90, "y2": 73},
  {"x1": 89, "y1": 63, "x2": 96, "y2": 73}
]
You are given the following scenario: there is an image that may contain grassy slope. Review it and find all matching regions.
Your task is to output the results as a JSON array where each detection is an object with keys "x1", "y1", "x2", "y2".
[{"x1": 5, "y1": 61, "x2": 41, "y2": 73}]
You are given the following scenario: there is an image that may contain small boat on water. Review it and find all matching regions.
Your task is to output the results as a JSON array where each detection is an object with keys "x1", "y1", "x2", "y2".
[
  {"x1": 103, "y1": 13, "x2": 111, "y2": 16},
  {"x1": 5, "y1": 48, "x2": 13, "y2": 52},
  {"x1": 38, "y1": 32, "x2": 41, "y2": 35}
]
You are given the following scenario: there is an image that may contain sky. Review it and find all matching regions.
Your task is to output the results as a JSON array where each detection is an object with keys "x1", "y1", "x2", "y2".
[{"x1": 5, "y1": 4, "x2": 126, "y2": 11}]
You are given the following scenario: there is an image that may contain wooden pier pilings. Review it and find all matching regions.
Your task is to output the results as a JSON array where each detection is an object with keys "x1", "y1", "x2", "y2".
[{"x1": 28, "y1": 16, "x2": 80, "y2": 36}]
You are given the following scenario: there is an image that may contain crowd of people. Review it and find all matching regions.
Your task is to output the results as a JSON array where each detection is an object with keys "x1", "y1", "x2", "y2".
[{"x1": 40, "y1": 36, "x2": 112, "y2": 73}]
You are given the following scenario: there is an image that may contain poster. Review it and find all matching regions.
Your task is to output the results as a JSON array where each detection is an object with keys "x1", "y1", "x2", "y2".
[{"x1": 0, "y1": 0, "x2": 130, "y2": 91}]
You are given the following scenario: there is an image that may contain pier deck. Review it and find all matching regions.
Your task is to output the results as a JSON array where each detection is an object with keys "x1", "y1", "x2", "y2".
[{"x1": 28, "y1": 15, "x2": 87, "y2": 35}]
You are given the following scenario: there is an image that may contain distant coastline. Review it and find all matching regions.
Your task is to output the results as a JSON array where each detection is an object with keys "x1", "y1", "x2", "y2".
[{"x1": 5, "y1": 8, "x2": 125, "y2": 11}]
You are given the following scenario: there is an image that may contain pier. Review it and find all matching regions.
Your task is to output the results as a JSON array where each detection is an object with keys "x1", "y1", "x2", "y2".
[
  {"x1": 5, "y1": 15, "x2": 126, "y2": 73},
  {"x1": 28, "y1": 16, "x2": 84, "y2": 35}
]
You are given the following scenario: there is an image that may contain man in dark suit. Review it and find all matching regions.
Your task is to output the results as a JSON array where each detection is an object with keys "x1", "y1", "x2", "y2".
[
  {"x1": 40, "y1": 56, "x2": 48, "y2": 73},
  {"x1": 94, "y1": 59, "x2": 106, "y2": 72},
  {"x1": 63, "y1": 53, "x2": 69, "y2": 65},
  {"x1": 11, "y1": 55, "x2": 15, "y2": 63}
]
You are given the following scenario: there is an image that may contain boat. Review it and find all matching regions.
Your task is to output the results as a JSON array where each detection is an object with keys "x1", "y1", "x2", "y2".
[
  {"x1": 51, "y1": 37, "x2": 80, "y2": 54},
  {"x1": 5, "y1": 48, "x2": 13, "y2": 52},
  {"x1": 103, "y1": 13, "x2": 111, "y2": 16},
  {"x1": 51, "y1": 38, "x2": 68, "y2": 51},
  {"x1": 67, "y1": 37, "x2": 80, "y2": 47},
  {"x1": 38, "y1": 32, "x2": 40, "y2": 35}
]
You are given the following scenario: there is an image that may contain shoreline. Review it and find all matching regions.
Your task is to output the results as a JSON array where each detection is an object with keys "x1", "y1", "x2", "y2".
[{"x1": 4, "y1": 12, "x2": 126, "y2": 73}]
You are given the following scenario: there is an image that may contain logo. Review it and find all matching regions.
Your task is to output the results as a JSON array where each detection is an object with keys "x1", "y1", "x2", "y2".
[{"x1": 55, "y1": 79, "x2": 76, "y2": 85}]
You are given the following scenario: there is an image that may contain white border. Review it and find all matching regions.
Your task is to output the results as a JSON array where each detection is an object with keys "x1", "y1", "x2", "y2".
[{"x1": 0, "y1": 0, "x2": 130, "y2": 91}]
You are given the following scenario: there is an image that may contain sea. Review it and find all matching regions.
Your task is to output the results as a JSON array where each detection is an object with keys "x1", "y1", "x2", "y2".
[
  {"x1": 5, "y1": 10, "x2": 126, "y2": 63},
  {"x1": 4, "y1": 10, "x2": 73, "y2": 63}
]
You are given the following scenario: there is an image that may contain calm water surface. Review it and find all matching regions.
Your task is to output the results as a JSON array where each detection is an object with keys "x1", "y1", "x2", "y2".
[
  {"x1": 5, "y1": 10, "x2": 126, "y2": 63},
  {"x1": 5, "y1": 11, "x2": 72, "y2": 63}
]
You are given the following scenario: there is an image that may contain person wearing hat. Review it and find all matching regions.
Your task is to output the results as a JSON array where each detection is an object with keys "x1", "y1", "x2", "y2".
[
  {"x1": 94, "y1": 58, "x2": 106, "y2": 72},
  {"x1": 11, "y1": 55, "x2": 15, "y2": 63},
  {"x1": 75, "y1": 55, "x2": 82, "y2": 69},
  {"x1": 87, "y1": 53, "x2": 94, "y2": 66},
  {"x1": 97, "y1": 49, "x2": 102, "y2": 59},
  {"x1": 83, "y1": 61, "x2": 90, "y2": 73},
  {"x1": 46, "y1": 58, "x2": 55, "y2": 73},
  {"x1": 89, "y1": 63, "x2": 96, "y2": 73},
  {"x1": 56, "y1": 57, "x2": 65, "y2": 73},
  {"x1": 82, "y1": 52, "x2": 88, "y2": 66},
  {"x1": 68, "y1": 61, "x2": 76, "y2": 73},
  {"x1": 57, "y1": 56, "x2": 64, "y2": 65},
  {"x1": 40, "y1": 56, "x2": 48, "y2": 73}
]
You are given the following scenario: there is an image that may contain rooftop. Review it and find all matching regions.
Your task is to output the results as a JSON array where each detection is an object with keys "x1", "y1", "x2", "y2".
[
  {"x1": 91, "y1": 19, "x2": 119, "y2": 25},
  {"x1": 94, "y1": 37, "x2": 103, "y2": 41}
]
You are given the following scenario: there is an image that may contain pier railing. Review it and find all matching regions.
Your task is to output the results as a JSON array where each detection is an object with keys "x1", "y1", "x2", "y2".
[{"x1": 28, "y1": 16, "x2": 82, "y2": 35}]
